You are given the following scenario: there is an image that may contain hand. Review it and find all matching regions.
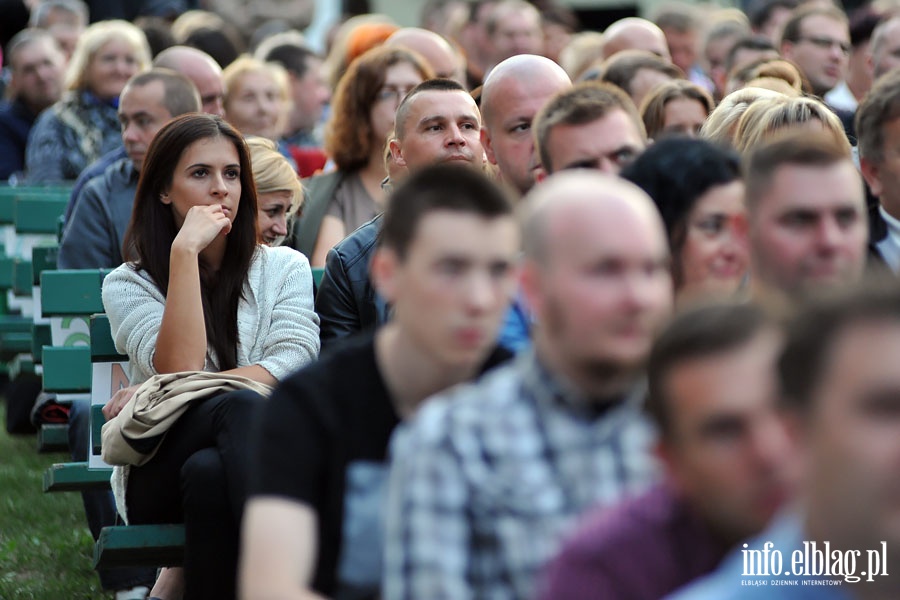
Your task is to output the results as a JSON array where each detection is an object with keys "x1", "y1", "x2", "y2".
[
  {"x1": 102, "y1": 384, "x2": 140, "y2": 420},
  {"x1": 172, "y1": 204, "x2": 233, "y2": 254}
]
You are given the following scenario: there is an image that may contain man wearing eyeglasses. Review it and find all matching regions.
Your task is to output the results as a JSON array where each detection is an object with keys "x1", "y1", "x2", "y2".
[{"x1": 780, "y1": 6, "x2": 850, "y2": 99}]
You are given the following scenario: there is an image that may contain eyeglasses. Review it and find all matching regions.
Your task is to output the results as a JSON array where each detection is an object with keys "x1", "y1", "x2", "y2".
[
  {"x1": 794, "y1": 36, "x2": 851, "y2": 56},
  {"x1": 375, "y1": 85, "x2": 416, "y2": 104}
]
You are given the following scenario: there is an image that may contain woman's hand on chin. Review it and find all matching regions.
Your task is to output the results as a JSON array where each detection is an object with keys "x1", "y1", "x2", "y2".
[{"x1": 172, "y1": 205, "x2": 233, "y2": 254}]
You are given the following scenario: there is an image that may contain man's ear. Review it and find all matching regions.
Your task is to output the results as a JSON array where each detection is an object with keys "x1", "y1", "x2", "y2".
[
  {"x1": 860, "y1": 156, "x2": 884, "y2": 199},
  {"x1": 389, "y1": 138, "x2": 407, "y2": 168},
  {"x1": 481, "y1": 127, "x2": 498, "y2": 165},
  {"x1": 371, "y1": 246, "x2": 400, "y2": 304}
]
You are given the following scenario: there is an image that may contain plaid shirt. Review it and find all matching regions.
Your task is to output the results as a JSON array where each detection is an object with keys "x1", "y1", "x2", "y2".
[{"x1": 383, "y1": 350, "x2": 660, "y2": 599}]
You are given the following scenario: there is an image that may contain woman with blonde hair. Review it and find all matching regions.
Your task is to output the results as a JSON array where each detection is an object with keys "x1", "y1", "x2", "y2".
[
  {"x1": 247, "y1": 136, "x2": 303, "y2": 246},
  {"x1": 733, "y1": 95, "x2": 851, "y2": 156},
  {"x1": 223, "y1": 56, "x2": 292, "y2": 144},
  {"x1": 26, "y1": 19, "x2": 151, "y2": 182},
  {"x1": 640, "y1": 79, "x2": 715, "y2": 140},
  {"x1": 700, "y1": 86, "x2": 786, "y2": 146},
  {"x1": 291, "y1": 45, "x2": 433, "y2": 266}
]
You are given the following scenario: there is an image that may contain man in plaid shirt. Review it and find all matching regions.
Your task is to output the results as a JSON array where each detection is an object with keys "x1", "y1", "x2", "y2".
[{"x1": 383, "y1": 171, "x2": 674, "y2": 599}]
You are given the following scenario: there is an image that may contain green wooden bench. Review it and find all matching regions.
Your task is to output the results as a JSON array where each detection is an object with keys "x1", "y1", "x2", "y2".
[
  {"x1": 94, "y1": 525, "x2": 185, "y2": 569},
  {"x1": 43, "y1": 461, "x2": 112, "y2": 492}
]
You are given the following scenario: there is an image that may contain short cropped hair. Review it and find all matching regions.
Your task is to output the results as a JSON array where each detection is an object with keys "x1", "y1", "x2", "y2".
[
  {"x1": 724, "y1": 36, "x2": 777, "y2": 75},
  {"x1": 779, "y1": 279, "x2": 900, "y2": 413},
  {"x1": 856, "y1": 69, "x2": 900, "y2": 165},
  {"x1": 534, "y1": 81, "x2": 646, "y2": 173},
  {"x1": 744, "y1": 130, "x2": 853, "y2": 210},
  {"x1": 779, "y1": 5, "x2": 848, "y2": 46},
  {"x1": 648, "y1": 302, "x2": 772, "y2": 437},
  {"x1": 393, "y1": 78, "x2": 470, "y2": 140},
  {"x1": 261, "y1": 43, "x2": 319, "y2": 78},
  {"x1": 598, "y1": 49, "x2": 685, "y2": 98},
  {"x1": 124, "y1": 69, "x2": 201, "y2": 118},
  {"x1": 380, "y1": 164, "x2": 513, "y2": 260}
]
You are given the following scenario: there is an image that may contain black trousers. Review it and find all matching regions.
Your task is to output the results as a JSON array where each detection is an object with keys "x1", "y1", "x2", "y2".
[{"x1": 126, "y1": 389, "x2": 264, "y2": 600}]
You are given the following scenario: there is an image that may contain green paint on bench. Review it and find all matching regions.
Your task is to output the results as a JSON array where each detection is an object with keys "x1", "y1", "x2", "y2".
[
  {"x1": 14, "y1": 197, "x2": 68, "y2": 234},
  {"x1": 94, "y1": 525, "x2": 185, "y2": 569},
  {"x1": 31, "y1": 323, "x2": 52, "y2": 362},
  {"x1": 42, "y1": 346, "x2": 91, "y2": 392},
  {"x1": 312, "y1": 266, "x2": 324, "y2": 287},
  {"x1": 91, "y1": 404, "x2": 105, "y2": 457},
  {"x1": 12, "y1": 259, "x2": 31, "y2": 296},
  {"x1": 90, "y1": 314, "x2": 126, "y2": 361},
  {"x1": 37, "y1": 423, "x2": 68, "y2": 453},
  {"x1": 7, "y1": 353, "x2": 35, "y2": 379},
  {"x1": 31, "y1": 245, "x2": 58, "y2": 285},
  {"x1": 0, "y1": 256, "x2": 15, "y2": 290},
  {"x1": 41, "y1": 270, "x2": 106, "y2": 315},
  {"x1": 43, "y1": 462, "x2": 111, "y2": 492}
]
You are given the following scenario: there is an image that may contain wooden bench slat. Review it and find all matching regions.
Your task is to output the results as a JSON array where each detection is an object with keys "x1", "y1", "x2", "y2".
[
  {"x1": 43, "y1": 462, "x2": 111, "y2": 492},
  {"x1": 94, "y1": 525, "x2": 185, "y2": 569}
]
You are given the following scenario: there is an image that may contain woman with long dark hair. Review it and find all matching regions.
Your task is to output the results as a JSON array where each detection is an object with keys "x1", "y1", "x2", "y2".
[{"x1": 101, "y1": 113, "x2": 320, "y2": 599}]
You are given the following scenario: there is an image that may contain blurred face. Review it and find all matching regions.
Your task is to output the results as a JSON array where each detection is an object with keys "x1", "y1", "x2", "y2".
[
  {"x1": 663, "y1": 330, "x2": 792, "y2": 543},
  {"x1": 861, "y1": 117, "x2": 900, "y2": 218},
  {"x1": 529, "y1": 198, "x2": 673, "y2": 375},
  {"x1": 629, "y1": 68, "x2": 675, "y2": 108},
  {"x1": 750, "y1": 161, "x2": 867, "y2": 296},
  {"x1": 679, "y1": 180, "x2": 748, "y2": 296},
  {"x1": 190, "y1": 62, "x2": 226, "y2": 117},
  {"x1": 391, "y1": 90, "x2": 484, "y2": 171},
  {"x1": 781, "y1": 15, "x2": 849, "y2": 96},
  {"x1": 871, "y1": 19, "x2": 900, "y2": 80},
  {"x1": 87, "y1": 38, "x2": 143, "y2": 100},
  {"x1": 9, "y1": 37, "x2": 65, "y2": 112},
  {"x1": 369, "y1": 61, "x2": 425, "y2": 147},
  {"x1": 257, "y1": 190, "x2": 292, "y2": 245},
  {"x1": 706, "y1": 33, "x2": 741, "y2": 98},
  {"x1": 225, "y1": 71, "x2": 286, "y2": 140},
  {"x1": 118, "y1": 81, "x2": 173, "y2": 172},
  {"x1": 377, "y1": 211, "x2": 519, "y2": 369},
  {"x1": 490, "y1": 9, "x2": 544, "y2": 64},
  {"x1": 289, "y1": 56, "x2": 330, "y2": 132},
  {"x1": 162, "y1": 136, "x2": 241, "y2": 229},
  {"x1": 660, "y1": 96, "x2": 708, "y2": 138},
  {"x1": 758, "y1": 7, "x2": 793, "y2": 44},
  {"x1": 664, "y1": 28, "x2": 699, "y2": 73},
  {"x1": 544, "y1": 109, "x2": 646, "y2": 175},
  {"x1": 482, "y1": 73, "x2": 571, "y2": 195},
  {"x1": 804, "y1": 321, "x2": 900, "y2": 561}
]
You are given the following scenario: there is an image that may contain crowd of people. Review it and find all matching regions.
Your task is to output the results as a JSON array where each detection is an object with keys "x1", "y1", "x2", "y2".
[{"x1": 2, "y1": 0, "x2": 900, "y2": 598}]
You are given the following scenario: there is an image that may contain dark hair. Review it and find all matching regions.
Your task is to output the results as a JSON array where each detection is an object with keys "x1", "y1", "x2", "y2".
[
  {"x1": 779, "y1": 5, "x2": 848, "y2": 46},
  {"x1": 779, "y1": 279, "x2": 900, "y2": 412},
  {"x1": 748, "y1": 0, "x2": 798, "y2": 31},
  {"x1": 724, "y1": 35, "x2": 777, "y2": 74},
  {"x1": 380, "y1": 163, "x2": 513, "y2": 259},
  {"x1": 639, "y1": 79, "x2": 714, "y2": 140},
  {"x1": 122, "y1": 113, "x2": 258, "y2": 371},
  {"x1": 621, "y1": 138, "x2": 741, "y2": 285},
  {"x1": 648, "y1": 302, "x2": 772, "y2": 437},
  {"x1": 125, "y1": 68, "x2": 201, "y2": 118},
  {"x1": 394, "y1": 78, "x2": 470, "y2": 139},
  {"x1": 263, "y1": 43, "x2": 318, "y2": 78},
  {"x1": 599, "y1": 49, "x2": 685, "y2": 97},
  {"x1": 184, "y1": 27, "x2": 240, "y2": 69},
  {"x1": 856, "y1": 68, "x2": 900, "y2": 165}
]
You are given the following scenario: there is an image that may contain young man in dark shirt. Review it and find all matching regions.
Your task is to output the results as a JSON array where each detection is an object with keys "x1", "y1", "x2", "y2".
[{"x1": 240, "y1": 163, "x2": 519, "y2": 599}]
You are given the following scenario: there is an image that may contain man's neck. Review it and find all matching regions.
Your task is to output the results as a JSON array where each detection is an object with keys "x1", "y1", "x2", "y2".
[
  {"x1": 375, "y1": 325, "x2": 481, "y2": 418},
  {"x1": 533, "y1": 336, "x2": 638, "y2": 401}
]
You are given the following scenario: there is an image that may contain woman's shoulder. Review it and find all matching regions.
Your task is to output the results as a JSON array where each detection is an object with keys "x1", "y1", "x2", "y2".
[
  {"x1": 252, "y1": 245, "x2": 311, "y2": 277},
  {"x1": 103, "y1": 262, "x2": 157, "y2": 290}
]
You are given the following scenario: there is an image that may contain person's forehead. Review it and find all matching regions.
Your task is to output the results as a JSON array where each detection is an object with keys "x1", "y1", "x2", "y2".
[
  {"x1": 553, "y1": 109, "x2": 642, "y2": 147},
  {"x1": 410, "y1": 90, "x2": 478, "y2": 120},
  {"x1": 798, "y1": 14, "x2": 848, "y2": 37},
  {"x1": 121, "y1": 80, "x2": 167, "y2": 111},
  {"x1": 545, "y1": 193, "x2": 662, "y2": 252},
  {"x1": 762, "y1": 161, "x2": 860, "y2": 210},
  {"x1": 406, "y1": 210, "x2": 514, "y2": 253},
  {"x1": 12, "y1": 38, "x2": 56, "y2": 66}
]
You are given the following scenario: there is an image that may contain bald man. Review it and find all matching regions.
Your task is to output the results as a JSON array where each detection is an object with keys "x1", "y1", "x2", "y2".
[
  {"x1": 153, "y1": 45, "x2": 226, "y2": 117},
  {"x1": 384, "y1": 171, "x2": 672, "y2": 599},
  {"x1": 481, "y1": 54, "x2": 572, "y2": 196},
  {"x1": 603, "y1": 17, "x2": 672, "y2": 61},
  {"x1": 386, "y1": 27, "x2": 466, "y2": 84}
]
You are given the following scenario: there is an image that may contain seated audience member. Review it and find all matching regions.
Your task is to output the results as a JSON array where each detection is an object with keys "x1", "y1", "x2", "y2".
[
  {"x1": 100, "y1": 114, "x2": 319, "y2": 599},
  {"x1": 534, "y1": 81, "x2": 648, "y2": 176},
  {"x1": 480, "y1": 54, "x2": 572, "y2": 197},
  {"x1": 856, "y1": 69, "x2": 900, "y2": 274},
  {"x1": 703, "y1": 13, "x2": 751, "y2": 100},
  {"x1": 699, "y1": 86, "x2": 785, "y2": 146},
  {"x1": 0, "y1": 29, "x2": 65, "y2": 181},
  {"x1": 289, "y1": 46, "x2": 433, "y2": 266},
  {"x1": 483, "y1": 0, "x2": 544, "y2": 73},
  {"x1": 748, "y1": 0, "x2": 797, "y2": 44},
  {"x1": 222, "y1": 56, "x2": 292, "y2": 152},
  {"x1": 558, "y1": 31, "x2": 606, "y2": 81},
  {"x1": 314, "y1": 78, "x2": 485, "y2": 349},
  {"x1": 671, "y1": 281, "x2": 900, "y2": 598},
  {"x1": 778, "y1": 5, "x2": 849, "y2": 100},
  {"x1": 25, "y1": 20, "x2": 151, "y2": 182},
  {"x1": 653, "y1": 2, "x2": 713, "y2": 90},
  {"x1": 733, "y1": 96, "x2": 851, "y2": 156},
  {"x1": 541, "y1": 4, "x2": 580, "y2": 65},
  {"x1": 640, "y1": 79, "x2": 714, "y2": 140},
  {"x1": 622, "y1": 138, "x2": 748, "y2": 303},
  {"x1": 246, "y1": 136, "x2": 304, "y2": 246},
  {"x1": 595, "y1": 49, "x2": 685, "y2": 108},
  {"x1": 59, "y1": 69, "x2": 201, "y2": 269},
  {"x1": 241, "y1": 164, "x2": 518, "y2": 599},
  {"x1": 259, "y1": 41, "x2": 331, "y2": 150},
  {"x1": 720, "y1": 36, "x2": 780, "y2": 92},
  {"x1": 383, "y1": 171, "x2": 671, "y2": 598},
  {"x1": 29, "y1": 0, "x2": 87, "y2": 62},
  {"x1": 385, "y1": 27, "x2": 468, "y2": 84},
  {"x1": 744, "y1": 131, "x2": 866, "y2": 303},
  {"x1": 602, "y1": 17, "x2": 672, "y2": 61},
  {"x1": 540, "y1": 302, "x2": 793, "y2": 600}
]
